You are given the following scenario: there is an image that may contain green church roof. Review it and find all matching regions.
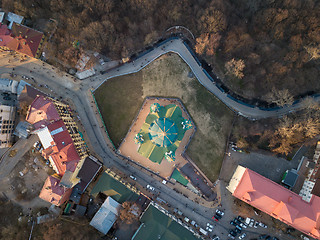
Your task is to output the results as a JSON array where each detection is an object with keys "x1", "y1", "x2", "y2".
[{"x1": 149, "y1": 118, "x2": 178, "y2": 147}]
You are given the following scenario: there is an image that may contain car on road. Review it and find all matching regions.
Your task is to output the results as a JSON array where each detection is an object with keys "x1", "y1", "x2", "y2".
[
  {"x1": 239, "y1": 233, "x2": 247, "y2": 239},
  {"x1": 130, "y1": 175, "x2": 137, "y2": 180},
  {"x1": 146, "y1": 185, "x2": 155, "y2": 191},
  {"x1": 216, "y1": 209, "x2": 224, "y2": 216}
]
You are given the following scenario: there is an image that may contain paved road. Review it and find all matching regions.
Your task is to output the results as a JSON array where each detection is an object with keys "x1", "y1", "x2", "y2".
[{"x1": 81, "y1": 38, "x2": 309, "y2": 120}]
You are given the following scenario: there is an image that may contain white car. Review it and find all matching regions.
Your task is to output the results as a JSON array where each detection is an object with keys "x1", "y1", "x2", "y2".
[
  {"x1": 146, "y1": 185, "x2": 155, "y2": 191},
  {"x1": 206, "y1": 223, "x2": 214, "y2": 229},
  {"x1": 212, "y1": 236, "x2": 220, "y2": 240},
  {"x1": 215, "y1": 209, "x2": 224, "y2": 216},
  {"x1": 239, "y1": 233, "x2": 246, "y2": 239},
  {"x1": 206, "y1": 226, "x2": 213, "y2": 232},
  {"x1": 259, "y1": 222, "x2": 267, "y2": 228},
  {"x1": 239, "y1": 222, "x2": 247, "y2": 228},
  {"x1": 130, "y1": 175, "x2": 137, "y2": 180}
]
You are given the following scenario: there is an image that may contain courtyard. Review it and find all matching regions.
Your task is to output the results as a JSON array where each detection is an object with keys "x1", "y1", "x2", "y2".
[{"x1": 94, "y1": 53, "x2": 234, "y2": 181}]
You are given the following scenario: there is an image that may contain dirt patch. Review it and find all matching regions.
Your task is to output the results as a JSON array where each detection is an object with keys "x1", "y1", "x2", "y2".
[{"x1": 95, "y1": 53, "x2": 234, "y2": 181}]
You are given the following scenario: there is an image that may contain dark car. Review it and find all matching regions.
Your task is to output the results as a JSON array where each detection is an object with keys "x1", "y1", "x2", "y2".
[
  {"x1": 229, "y1": 230, "x2": 237, "y2": 237},
  {"x1": 230, "y1": 221, "x2": 237, "y2": 226},
  {"x1": 237, "y1": 216, "x2": 245, "y2": 221},
  {"x1": 234, "y1": 219, "x2": 242, "y2": 225},
  {"x1": 234, "y1": 228, "x2": 241, "y2": 234},
  {"x1": 3, "y1": 96, "x2": 11, "y2": 100},
  {"x1": 265, "y1": 236, "x2": 271, "y2": 240},
  {"x1": 272, "y1": 237, "x2": 279, "y2": 240},
  {"x1": 215, "y1": 213, "x2": 222, "y2": 219},
  {"x1": 235, "y1": 225, "x2": 242, "y2": 231}
]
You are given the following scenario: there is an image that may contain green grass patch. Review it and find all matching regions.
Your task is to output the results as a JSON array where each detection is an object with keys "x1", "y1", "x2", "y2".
[{"x1": 94, "y1": 54, "x2": 234, "y2": 181}]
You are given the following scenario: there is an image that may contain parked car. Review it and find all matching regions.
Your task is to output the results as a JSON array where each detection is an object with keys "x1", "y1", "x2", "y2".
[
  {"x1": 229, "y1": 230, "x2": 237, "y2": 237},
  {"x1": 234, "y1": 227, "x2": 241, "y2": 234},
  {"x1": 254, "y1": 221, "x2": 260, "y2": 228},
  {"x1": 235, "y1": 225, "x2": 242, "y2": 231},
  {"x1": 3, "y1": 96, "x2": 11, "y2": 100},
  {"x1": 212, "y1": 236, "x2": 220, "y2": 240},
  {"x1": 230, "y1": 221, "x2": 237, "y2": 226},
  {"x1": 212, "y1": 216, "x2": 219, "y2": 222},
  {"x1": 206, "y1": 226, "x2": 213, "y2": 232},
  {"x1": 215, "y1": 213, "x2": 222, "y2": 219},
  {"x1": 265, "y1": 236, "x2": 271, "y2": 240},
  {"x1": 228, "y1": 234, "x2": 235, "y2": 240},
  {"x1": 234, "y1": 219, "x2": 242, "y2": 225},
  {"x1": 207, "y1": 223, "x2": 214, "y2": 229},
  {"x1": 259, "y1": 222, "x2": 267, "y2": 228},
  {"x1": 239, "y1": 233, "x2": 247, "y2": 239},
  {"x1": 245, "y1": 217, "x2": 254, "y2": 227},
  {"x1": 146, "y1": 185, "x2": 155, "y2": 191},
  {"x1": 237, "y1": 216, "x2": 245, "y2": 221},
  {"x1": 259, "y1": 235, "x2": 267, "y2": 239},
  {"x1": 239, "y1": 222, "x2": 247, "y2": 228},
  {"x1": 216, "y1": 209, "x2": 225, "y2": 216}
]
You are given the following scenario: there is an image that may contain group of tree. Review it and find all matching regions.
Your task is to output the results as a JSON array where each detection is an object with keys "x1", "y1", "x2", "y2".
[
  {"x1": 1, "y1": 0, "x2": 319, "y2": 99},
  {"x1": 270, "y1": 97, "x2": 320, "y2": 155}
]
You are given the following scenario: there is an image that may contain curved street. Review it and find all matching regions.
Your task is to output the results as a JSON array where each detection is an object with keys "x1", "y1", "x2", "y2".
[{"x1": 0, "y1": 37, "x2": 302, "y2": 240}]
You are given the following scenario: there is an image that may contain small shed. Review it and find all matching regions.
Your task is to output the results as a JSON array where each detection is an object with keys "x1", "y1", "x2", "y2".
[{"x1": 282, "y1": 169, "x2": 299, "y2": 188}]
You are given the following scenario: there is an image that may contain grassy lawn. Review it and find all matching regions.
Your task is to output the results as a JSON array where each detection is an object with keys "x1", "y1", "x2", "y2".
[{"x1": 94, "y1": 54, "x2": 234, "y2": 181}]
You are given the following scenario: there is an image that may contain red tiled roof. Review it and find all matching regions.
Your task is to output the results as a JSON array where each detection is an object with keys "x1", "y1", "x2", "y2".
[
  {"x1": 232, "y1": 167, "x2": 320, "y2": 239},
  {"x1": 39, "y1": 175, "x2": 72, "y2": 206},
  {"x1": 26, "y1": 95, "x2": 60, "y2": 126},
  {"x1": 0, "y1": 22, "x2": 43, "y2": 58},
  {"x1": 43, "y1": 120, "x2": 80, "y2": 175}
]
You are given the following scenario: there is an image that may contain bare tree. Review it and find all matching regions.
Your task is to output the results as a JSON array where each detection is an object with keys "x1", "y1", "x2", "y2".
[
  {"x1": 195, "y1": 33, "x2": 221, "y2": 56},
  {"x1": 304, "y1": 45, "x2": 320, "y2": 61},
  {"x1": 117, "y1": 202, "x2": 140, "y2": 225},
  {"x1": 266, "y1": 88, "x2": 294, "y2": 107},
  {"x1": 225, "y1": 58, "x2": 245, "y2": 79}
]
